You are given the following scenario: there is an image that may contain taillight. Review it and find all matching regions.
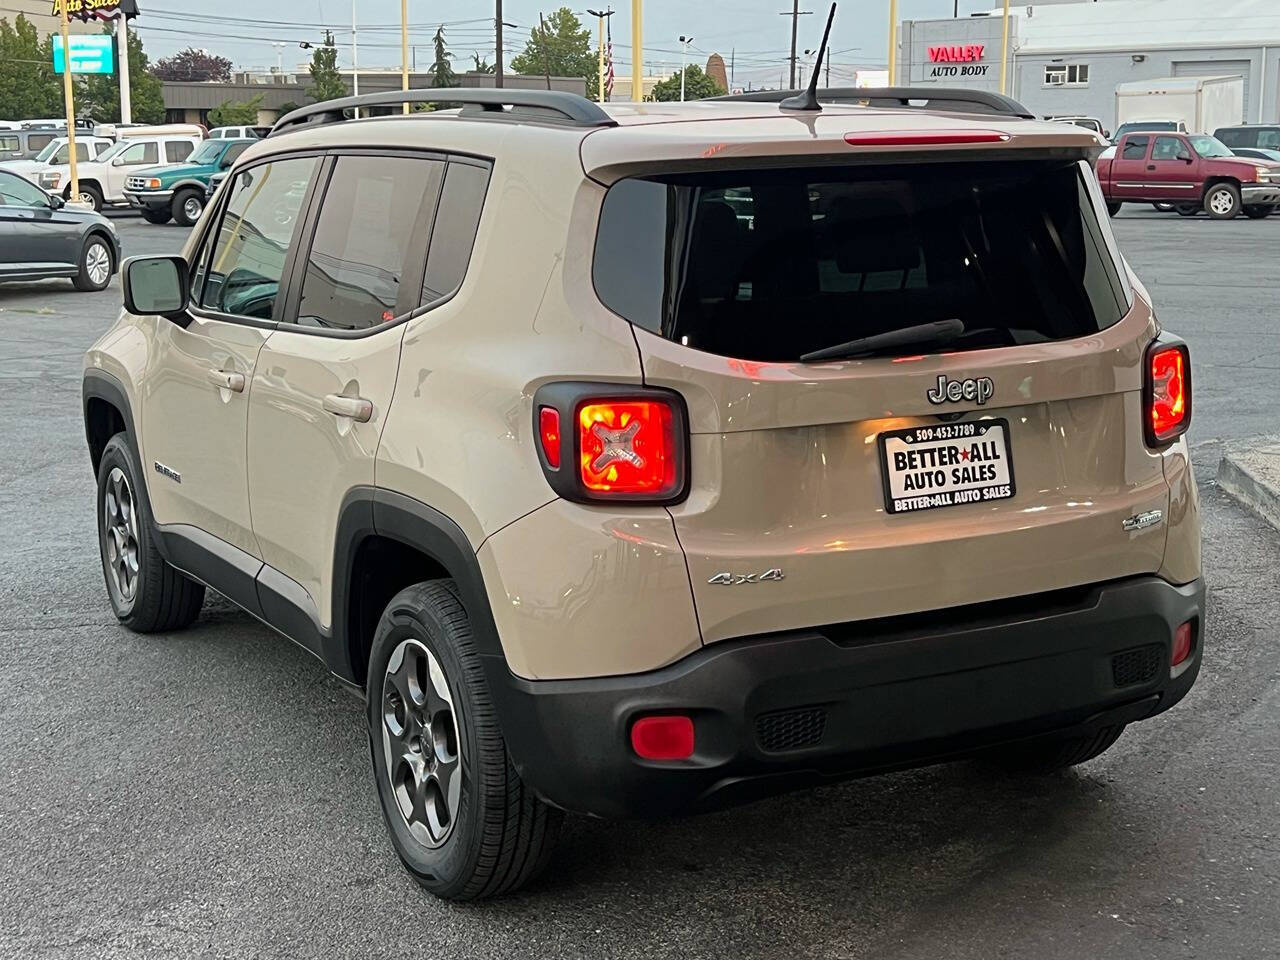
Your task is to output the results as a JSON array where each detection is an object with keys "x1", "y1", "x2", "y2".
[
  {"x1": 532, "y1": 383, "x2": 689, "y2": 504},
  {"x1": 1144, "y1": 339, "x2": 1192, "y2": 446}
]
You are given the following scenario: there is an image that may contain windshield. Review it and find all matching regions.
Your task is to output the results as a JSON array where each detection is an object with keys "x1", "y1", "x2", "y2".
[
  {"x1": 34, "y1": 138, "x2": 67, "y2": 163},
  {"x1": 594, "y1": 159, "x2": 1131, "y2": 362},
  {"x1": 1190, "y1": 136, "x2": 1234, "y2": 158},
  {"x1": 189, "y1": 140, "x2": 225, "y2": 164}
]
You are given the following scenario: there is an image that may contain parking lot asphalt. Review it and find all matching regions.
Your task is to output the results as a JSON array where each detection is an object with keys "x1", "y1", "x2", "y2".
[{"x1": 1, "y1": 212, "x2": 1278, "y2": 959}]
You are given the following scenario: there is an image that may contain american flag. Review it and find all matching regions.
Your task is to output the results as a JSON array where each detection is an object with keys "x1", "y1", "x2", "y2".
[{"x1": 604, "y1": 18, "x2": 615, "y2": 101}]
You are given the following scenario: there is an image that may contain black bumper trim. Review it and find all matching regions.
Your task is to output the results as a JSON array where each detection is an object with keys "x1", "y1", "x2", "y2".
[{"x1": 486, "y1": 576, "x2": 1205, "y2": 819}]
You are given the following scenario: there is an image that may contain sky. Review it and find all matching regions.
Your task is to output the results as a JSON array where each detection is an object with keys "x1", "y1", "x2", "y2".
[{"x1": 118, "y1": 0, "x2": 1001, "y2": 87}]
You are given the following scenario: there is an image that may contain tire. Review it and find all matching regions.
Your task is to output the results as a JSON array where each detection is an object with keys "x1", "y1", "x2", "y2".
[
  {"x1": 141, "y1": 208, "x2": 172, "y2": 225},
  {"x1": 987, "y1": 724, "x2": 1126, "y2": 774},
  {"x1": 1151, "y1": 202, "x2": 1176, "y2": 212},
  {"x1": 172, "y1": 188, "x2": 205, "y2": 227},
  {"x1": 1106, "y1": 201, "x2": 1122, "y2": 216},
  {"x1": 73, "y1": 234, "x2": 113, "y2": 292},
  {"x1": 1203, "y1": 182, "x2": 1241, "y2": 219},
  {"x1": 70, "y1": 182, "x2": 103, "y2": 212},
  {"x1": 96, "y1": 435, "x2": 205, "y2": 632},
  {"x1": 1175, "y1": 203, "x2": 1200, "y2": 217},
  {"x1": 367, "y1": 580, "x2": 562, "y2": 901},
  {"x1": 1243, "y1": 204, "x2": 1274, "y2": 219}
]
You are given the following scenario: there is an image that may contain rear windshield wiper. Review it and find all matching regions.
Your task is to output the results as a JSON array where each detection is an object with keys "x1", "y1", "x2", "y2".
[{"x1": 799, "y1": 318, "x2": 966, "y2": 363}]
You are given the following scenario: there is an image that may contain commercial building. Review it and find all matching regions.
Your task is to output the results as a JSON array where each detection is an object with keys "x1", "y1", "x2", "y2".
[{"x1": 896, "y1": 0, "x2": 1279, "y2": 129}]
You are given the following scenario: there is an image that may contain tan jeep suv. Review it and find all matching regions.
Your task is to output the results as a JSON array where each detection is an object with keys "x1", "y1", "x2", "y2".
[{"x1": 83, "y1": 85, "x2": 1203, "y2": 901}]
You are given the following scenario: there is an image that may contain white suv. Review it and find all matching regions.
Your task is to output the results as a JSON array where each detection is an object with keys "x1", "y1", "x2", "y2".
[{"x1": 40, "y1": 135, "x2": 202, "y2": 211}]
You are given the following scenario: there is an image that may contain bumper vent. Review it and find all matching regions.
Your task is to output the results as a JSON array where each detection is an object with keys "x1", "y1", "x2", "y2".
[
  {"x1": 1111, "y1": 644, "x2": 1162, "y2": 688},
  {"x1": 755, "y1": 707, "x2": 827, "y2": 753}
]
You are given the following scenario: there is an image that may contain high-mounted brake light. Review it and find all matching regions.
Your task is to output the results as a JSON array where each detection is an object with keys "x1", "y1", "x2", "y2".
[
  {"x1": 532, "y1": 383, "x2": 689, "y2": 504},
  {"x1": 1144, "y1": 340, "x2": 1191, "y2": 446},
  {"x1": 843, "y1": 130, "x2": 1011, "y2": 147},
  {"x1": 579, "y1": 400, "x2": 678, "y2": 496}
]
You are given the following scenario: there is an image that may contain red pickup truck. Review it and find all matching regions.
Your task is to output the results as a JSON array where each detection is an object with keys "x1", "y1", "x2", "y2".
[{"x1": 1096, "y1": 131, "x2": 1280, "y2": 219}]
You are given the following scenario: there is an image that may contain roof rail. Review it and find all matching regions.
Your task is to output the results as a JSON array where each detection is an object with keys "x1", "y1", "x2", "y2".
[
  {"x1": 713, "y1": 86, "x2": 1036, "y2": 120},
  {"x1": 270, "y1": 88, "x2": 617, "y2": 137}
]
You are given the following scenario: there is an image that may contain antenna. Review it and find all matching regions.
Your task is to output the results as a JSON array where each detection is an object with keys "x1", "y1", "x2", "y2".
[{"x1": 781, "y1": 2, "x2": 835, "y2": 112}]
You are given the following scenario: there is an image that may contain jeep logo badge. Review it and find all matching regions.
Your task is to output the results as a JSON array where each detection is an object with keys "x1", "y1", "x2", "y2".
[{"x1": 927, "y1": 375, "x2": 994, "y2": 405}]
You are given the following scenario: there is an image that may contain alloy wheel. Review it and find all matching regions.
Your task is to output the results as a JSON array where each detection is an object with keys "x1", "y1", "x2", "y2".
[
  {"x1": 381, "y1": 638, "x2": 463, "y2": 848},
  {"x1": 85, "y1": 242, "x2": 111, "y2": 287},
  {"x1": 1209, "y1": 190, "x2": 1235, "y2": 216},
  {"x1": 102, "y1": 466, "x2": 140, "y2": 603}
]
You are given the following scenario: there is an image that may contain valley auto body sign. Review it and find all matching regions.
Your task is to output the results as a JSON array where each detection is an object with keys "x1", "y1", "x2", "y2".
[{"x1": 927, "y1": 45, "x2": 989, "y2": 78}]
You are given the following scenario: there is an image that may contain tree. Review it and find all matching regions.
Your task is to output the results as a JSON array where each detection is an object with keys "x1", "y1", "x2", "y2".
[
  {"x1": 471, "y1": 53, "x2": 494, "y2": 74},
  {"x1": 79, "y1": 24, "x2": 164, "y2": 124},
  {"x1": 0, "y1": 15, "x2": 63, "y2": 120},
  {"x1": 208, "y1": 94, "x2": 263, "y2": 127},
  {"x1": 649, "y1": 64, "x2": 725, "y2": 102},
  {"x1": 277, "y1": 100, "x2": 300, "y2": 116},
  {"x1": 510, "y1": 7, "x2": 597, "y2": 98},
  {"x1": 152, "y1": 47, "x2": 232, "y2": 82},
  {"x1": 428, "y1": 25, "x2": 458, "y2": 88},
  {"x1": 307, "y1": 30, "x2": 345, "y2": 103}
]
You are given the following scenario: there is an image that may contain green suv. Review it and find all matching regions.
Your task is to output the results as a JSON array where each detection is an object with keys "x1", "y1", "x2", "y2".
[{"x1": 124, "y1": 138, "x2": 254, "y2": 226}]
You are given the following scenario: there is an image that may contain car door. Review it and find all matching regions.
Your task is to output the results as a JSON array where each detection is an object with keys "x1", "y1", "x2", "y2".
[
  {"x1": 246, "y1": 151, "x2": 463, "y2": 646},
  {"x1": 107, "y1": 140, "x2": 160, "y2": 198},
  {"x1": 0, "y1": 171, "x2": 79, "y2": 273},
  {"x1": 1147, "y1": 135, "x2": 1201, "y2": 202},
  {"x1": 1108, "y1": 135, "x2": 1151, "y2": 199},
  {"x1": 139, "y1": 153, "x2": 322, "y2": 562}
]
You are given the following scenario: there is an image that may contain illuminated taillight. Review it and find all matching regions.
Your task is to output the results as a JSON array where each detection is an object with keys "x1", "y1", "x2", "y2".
[
  {"x1": 1144, "y1": 340, "x2": 1191, "y2": 446},
  {"x1": 843, "y1": 130, "x2": 1010, "y2": 147},
  {"x1": 578, "y1": 400, "x2": 678, "y2": 496},
  {"x1": 538, "y1": 406, "x2": 561, "y2": 469},
  {"x1": 532, "y1": 384, "x2": 688, "y2": 504}
]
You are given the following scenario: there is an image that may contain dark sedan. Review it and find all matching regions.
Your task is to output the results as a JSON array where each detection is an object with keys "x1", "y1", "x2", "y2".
[{"x1": 0, "y1": 168, "x2": 121, "y2": 292}]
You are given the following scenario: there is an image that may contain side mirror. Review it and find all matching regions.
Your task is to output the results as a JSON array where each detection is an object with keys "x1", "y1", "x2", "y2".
[
  {"x1": 48, "y1": 193, "x2": 65, "y2": 209},
  {"x1": 1103, "y1": 130, "x2": 1111, "y2": 140},
  {"x1": 122, "y1": 255, "x2": 189, "y2": 321},
  {"x1": 111, "y1": 155, "x2": 126, "y2": 166}
]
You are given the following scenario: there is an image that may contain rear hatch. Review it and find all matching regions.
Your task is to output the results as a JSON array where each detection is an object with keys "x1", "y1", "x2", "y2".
[{"x1": 588, "y1": 113, "x2": 1172, "y2": 643}]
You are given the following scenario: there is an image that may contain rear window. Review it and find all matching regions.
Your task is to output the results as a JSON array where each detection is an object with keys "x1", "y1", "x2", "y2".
[{"x1": 594, "y1": 160, "x2": 1132, "y2": 362}]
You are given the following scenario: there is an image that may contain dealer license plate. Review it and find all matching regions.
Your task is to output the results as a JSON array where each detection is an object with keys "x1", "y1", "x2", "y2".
[{"x1": 879, "y1": 419, "x2": 1015, "y2": 515}]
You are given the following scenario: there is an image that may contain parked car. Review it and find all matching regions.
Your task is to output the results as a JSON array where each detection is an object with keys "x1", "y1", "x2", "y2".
[
  {"x1": 84, "y1": 86, "x2": 1202, "y2": 901},
  {"x1": 0, "y1": 128, "x2": 63, "y2": 161},
  {"x1": 0, "y1": 168, "x2": 120, "y2": 291},
  {"x1": 1047, "y1": 115, "x2": 1108, "y2": 140},
  {"x1": 124, "y1": 138, "x2": 255, "y2": 226},
  {"x1": 204, "y1": 169, "x2": 228, "y2": 200},
  {"x1": 1230, "y1": 146, "x2": 1280, "y2": 163},
  {"x1": 1213, "y1": 124, "x2": 1280, "y2": 151},
  {"x1": 1096, "y1": 131, "x2": 1280, "y2": 218},
  {"x1": 0, "y1": 135, "x2": 115, "y2": 180},
  {"x1": 37, "y1": 134, "x2": 203, "y2": 211},
  {"x1": 208, "y1": 125, "x2": 271, "y2": 140},
  {"x1": 1112, "y1": 120, "x2": 1187, "y2": 140}
]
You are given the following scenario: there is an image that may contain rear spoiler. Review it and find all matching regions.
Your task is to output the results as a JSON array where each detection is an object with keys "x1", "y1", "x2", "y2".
[{"x1": 711, "y1": 86, "x2": 1037, "y2": 120}]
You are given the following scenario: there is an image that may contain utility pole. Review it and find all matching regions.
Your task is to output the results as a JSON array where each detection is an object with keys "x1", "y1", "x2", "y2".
[
  {"x1": 587, "y1": 9, "x2": 613, "y2": 103},
  {"x1": 887, "y1": 0, "x2": 898, "y2": 85},
  {"x1": 730, "y1": 48, "x2": 735, "y2": 90},
  {"x1": 352, "y1": 0, "x2": 360, "y2": 117},
  {"x1": 779, "y1": 1, "x2": 812, "y2": 89},
  {"x1": 999, "y1": 0, "x2": 1010, "y2": 94},
  {"x1": 631, "y1": 0, "x2": 643, "y2": 102},
  {"x1": 56, "y1": 0, "x2": 79, "y2": 204},
  {"x1": 400, "y1": 0, "x2": 410, "y2": 112},
  {"x1": 115, "y1": 11, "x2": 132, "y2": 125},
  {"x1": 678, "y1": 35, "x2": 692, "y2": 101},
  {"x1": 495, "y1": 0, "x2": 503, "y2": 87}
]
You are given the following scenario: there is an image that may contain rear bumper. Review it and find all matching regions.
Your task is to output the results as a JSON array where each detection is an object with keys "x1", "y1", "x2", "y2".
[{"x1": 490, "y1": 576, "x2": 1205, "y2": 818}]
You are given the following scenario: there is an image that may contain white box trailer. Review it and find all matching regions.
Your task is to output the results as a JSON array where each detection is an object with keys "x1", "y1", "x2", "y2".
[{"x1": 1115, "y1": 75, "x2": 1244, "y2": 135}]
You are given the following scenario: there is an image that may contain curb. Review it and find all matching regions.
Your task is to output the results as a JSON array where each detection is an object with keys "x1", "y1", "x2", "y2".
[{"x1": 1217, "y1": 436, "x2": 1280, "y2": 534}]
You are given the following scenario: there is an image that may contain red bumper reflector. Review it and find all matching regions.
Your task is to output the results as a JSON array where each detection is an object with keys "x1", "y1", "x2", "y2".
[
  {"x1": 631, "y1": 715, "x2": 695, "y2": 760},
  {"x1": 843, "y1": 130, "x2": 1010, "y2": 147},
  {"x1": 538, "y1": 406, "x2": 561, "y2": 469},
  {"x1": 1171, "y1": 621, "x2": 1194, "y2": 667}
]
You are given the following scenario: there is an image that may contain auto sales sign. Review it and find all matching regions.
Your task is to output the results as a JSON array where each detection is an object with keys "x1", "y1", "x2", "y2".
[{"x1": 927, "y1": 44, "x2": 989, "y2": 78}]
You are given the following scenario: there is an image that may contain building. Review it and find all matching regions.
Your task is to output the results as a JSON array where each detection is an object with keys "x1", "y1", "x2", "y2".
[
  {"x1": 606, "y1": 74, "x2": 672, "y2": 101},
  {"x1": 896, "y1": 0, "x2": 1280, "y2": 129},
  {"x1": 162, "y1": 72, "x2": 589, "y2": 126}
]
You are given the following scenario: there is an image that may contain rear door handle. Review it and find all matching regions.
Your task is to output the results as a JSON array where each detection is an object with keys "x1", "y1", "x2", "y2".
[
  {"x1": 1146, "y1": 164, "x2": 1157, "y2": 170},
  {"x1": 322, "y1": 394, "x2": 374, "y2": 423},
  {"x1": 207, "y1": 369, "x2": 245, "y2": 392}
]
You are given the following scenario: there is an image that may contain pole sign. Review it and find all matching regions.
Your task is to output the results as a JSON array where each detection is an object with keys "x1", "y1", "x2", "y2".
[
  {"x1": 50, "y1": 0, "x2": 139, "y2": 22},
  {"x1": 53, "y1": 35, "x2": 116, "y2": 74}
]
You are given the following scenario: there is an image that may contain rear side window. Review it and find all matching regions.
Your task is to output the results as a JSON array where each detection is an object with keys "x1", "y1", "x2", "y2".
[
  {"x1": 1121, "y1": 137, "x2": 1149, "y2": 159},
  {"x1": 421, "y1": 161, "x2": 490, "y2": 304},
  {"x1": 594, "y1": 160, "x2": 1132, "y2": 362},
  {"x1": 0, "y1": 135, "x2": 18, "y2": 153},
  {"x1": 294, "y1": 154, "x2": 445, "y2": 331},
  {"x1": 1261, "y1": 128, "x2": 1280, "y2": 149},
  {"x1": 27, "y1": 134, "x2": 54, "y2": 152},
  {"x1": 1215, "y1": 128, "x2": 1247, "y2": 147}
]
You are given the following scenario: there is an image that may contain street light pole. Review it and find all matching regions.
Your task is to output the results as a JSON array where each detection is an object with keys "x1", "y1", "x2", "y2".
[
  {"x1": 57, "y1": 0, "x2": 79, "y2": 204},
  {"x1": 400, "y1": 0, "x2": 410, "y2": 113},
  {"x1": 999, "y1": 0, "x2": 1011, "y2": 94},
  {"x1": 887, "y1": 0, "x2": 898, "y2": 85},
  {"x1": 115, "y1": 12, "x2": 132, "y2": 125},
  {"x1": 352, "y1": 0, "x2": 360, "y2": 116},
  {"x1": 495, "y1": 0, "x2": 504, "y2": 87},
  {"x1": 631, "y1": 0, "x2": 643, "y2": 102},
  {"x1": 679, "y1": 35, "x2": 692, "y2": 101}
]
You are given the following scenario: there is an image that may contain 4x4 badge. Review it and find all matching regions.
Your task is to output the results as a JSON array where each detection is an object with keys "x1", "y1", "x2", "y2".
[
  {"x1": 928, "y1": 375, "x2": 994, "y2": 405},
  {"x1": 708, "y1": 568, "x2": 785, "y2": 586}
]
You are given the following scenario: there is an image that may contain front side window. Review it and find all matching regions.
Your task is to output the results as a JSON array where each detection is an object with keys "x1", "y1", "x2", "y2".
[
  {"x1": 118, "y1": 142, "x2": 159, "y2": 166},
  {"x1": 294, "y1": 154, "x2": 445, "y2": 331},
  {"x1": 1121, "y1": 136, "x2": 1150, "y2": 160},
  {"x1": 166, "y1": 140, "x2": 194, "y2": 163},
  {"x1": 34, "y1": 139, "x2": 63, "y2": 162},
  {"x1": 199, "y1": 156, "x2": 318, "y2": 320},
  {"x1": 0, "y1": 171, "x2": 48, "y2": 207},
  {"x1": 594, "y1": 160, "x2": 1131, "y2": 362},
  {"x1": 1151, "y1": 137, "x2": 1185, "y2": 161},
  {"x1": 221, "y1": 142, "x2": 251, "y2": 167}
]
